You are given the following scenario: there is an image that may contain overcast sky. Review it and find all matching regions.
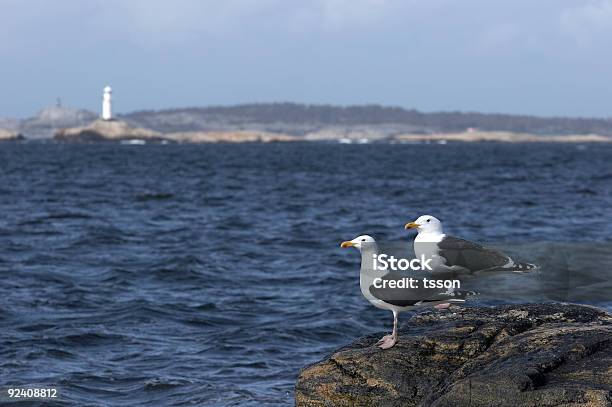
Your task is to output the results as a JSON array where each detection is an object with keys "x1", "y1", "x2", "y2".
[{"x1": 1, "y1": 0, "x2": 612, "y2": 118}]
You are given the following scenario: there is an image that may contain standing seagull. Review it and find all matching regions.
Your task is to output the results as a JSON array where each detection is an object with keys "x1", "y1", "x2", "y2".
[
  {"x1": 340, "y1": 235, "x2": 473, "y2": 349},
  {"x1": 405, "y1": 215, "x2": 537, "y2": 274}
]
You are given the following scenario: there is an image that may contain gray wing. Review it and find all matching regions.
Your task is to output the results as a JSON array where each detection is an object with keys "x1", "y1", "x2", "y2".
[
  {"x1": 368, "y1": 274, "x2": 477, "y2": 307},
  {"x1": 438, "y1": 236, "x2": 512, "y2": 272},
  {"x1": 368, "y1": 270, "x2": 441, "y2": 307}
]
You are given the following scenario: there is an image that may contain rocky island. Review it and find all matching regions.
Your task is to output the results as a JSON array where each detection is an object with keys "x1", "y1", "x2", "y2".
[
  {"x1": 296, "y1": 303, "x2": 612, "y2": 407},
  {"x1": 163, "y1": 130, "x2": 297, "y2": 143},
  {"x1": 4, "y1": 103, "x2": 612, "y2": 143},
  {"x1": 54, "y1": 119, "x2": 165, "y2": 143},
  {"x1": 54, "y1": 119, "x2": 299, "y2": 143},
  {"x1": 395, "y1": 131, "x2": 612, "y2": 144},
  {"x1": 0, "y1": 129, "x2": 24, "y2": 142}
]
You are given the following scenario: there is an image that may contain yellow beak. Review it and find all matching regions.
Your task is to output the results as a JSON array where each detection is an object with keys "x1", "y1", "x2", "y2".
[
  {"x1": 404, "y1": 222, "x2": 420, "y2": 230},
  {"x1": 340, "y1": 241, "x2": 355, "y2": 248}
]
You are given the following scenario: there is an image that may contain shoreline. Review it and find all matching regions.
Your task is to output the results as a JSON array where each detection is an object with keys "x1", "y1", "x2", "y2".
[
  {"x1": 16, "y1": 136, "x2": 612, "y2": 144},
  {"x1": 4, "y1": 119, "x2": 612, "y2": 144},
  {"x1": 296, "y1": 303, "x2": 612, "y2": 406},
  {"x1": 49, "y1": 123, "x2": 612, "y2": 144},
  {"x1": 395, "y1": 130, "x2": 612, "y2": 144}
]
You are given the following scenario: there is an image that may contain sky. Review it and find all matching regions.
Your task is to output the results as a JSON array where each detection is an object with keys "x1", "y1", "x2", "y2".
[{"x1": 1, "y1": 0, "x2": 612, "y2": 118}]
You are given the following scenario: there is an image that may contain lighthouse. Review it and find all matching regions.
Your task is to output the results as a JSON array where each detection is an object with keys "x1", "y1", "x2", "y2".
[{"x1": 102, "y1": 86, "x2": 112, "y2": 120}]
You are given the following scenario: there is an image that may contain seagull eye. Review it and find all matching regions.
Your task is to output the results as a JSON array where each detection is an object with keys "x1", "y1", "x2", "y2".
[
  {"x1": 361, "y1": 238, "x2": 366, "y2": 242},
  {"x1": 426, "y1": 219, "x2": 431, "y2": 223}
]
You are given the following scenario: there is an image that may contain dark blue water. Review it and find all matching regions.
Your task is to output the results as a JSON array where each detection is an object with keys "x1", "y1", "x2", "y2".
[{"x1": 0, "y1": 143, "x2": 611, "y2": 406}]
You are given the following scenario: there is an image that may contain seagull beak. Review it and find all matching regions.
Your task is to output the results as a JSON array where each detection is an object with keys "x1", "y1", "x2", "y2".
[
  {"x1": 404, "y1": 222, "x2": 420, "y2": 230},
  {"x1": 340, "y1": 241, "x2": 355, "y2": 248}
]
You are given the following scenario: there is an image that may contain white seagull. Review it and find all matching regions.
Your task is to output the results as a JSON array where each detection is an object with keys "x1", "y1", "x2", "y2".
[
  {"x1": 340, "y1": 234, "x2": 474, "y2": 349},
  {"x1": 404, "y1": 215, "x2": 537, "y2": 274}
]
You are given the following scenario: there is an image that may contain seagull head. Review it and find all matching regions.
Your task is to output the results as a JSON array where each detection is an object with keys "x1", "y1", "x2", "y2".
[
  {"x1": 405, "y1": 215, "x2": 443, "y2": 234},
  {"x1": 340, "y1": 235, "x2": 375, "y2": 251}
]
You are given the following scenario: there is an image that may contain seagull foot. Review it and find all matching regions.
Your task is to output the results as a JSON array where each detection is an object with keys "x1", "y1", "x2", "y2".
[
  {"x1": 377, "y1": 334, "x2": 397, "y2": 349},
  {"x1": 376, "y1": 334, "x2": 394, "y2": 346},
  {"x1": 435, "y1": 303, "x2": 451, "y2": 310}
]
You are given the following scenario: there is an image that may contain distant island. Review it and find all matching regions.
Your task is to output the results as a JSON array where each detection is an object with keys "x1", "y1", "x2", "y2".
[
  {"x1": 54, "y1": 119, "x2": 298, "y2": 144},
  {"x1": 2, "y1": 103, "x2": 612, "y2": 143},
  {"x1": 123, "y1": 103, "x2": 612, "y2": 136},
  {"x1": 0, "y1": 128, "x2": 24, "y2": 142}
]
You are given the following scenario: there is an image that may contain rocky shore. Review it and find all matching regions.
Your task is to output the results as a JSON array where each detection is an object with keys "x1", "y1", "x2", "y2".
[
  {"x1": 53, "y1": 121, "x2": 612, "y2": 144},
  {"x1": 54, "y1": 119, "x2": 165, "y2": 143},
  {"x1": 396, "y1": 131, "x2": 612, "y2": 143},
  {"x1": 54, "y1": 119, "x2": 298, "y2": 143},
  {"x1": 0, "y1": 129, "x2": 24, "y2": 142},
  {"x1": 5, "y1": 103, "x2": 612, "y2": 143},
  {"x1": 296, "y1": 303, "x2": 612, "y2": 407},
  {"x1": 164, "y1": 130, "x2": 297, "y2": 143}
]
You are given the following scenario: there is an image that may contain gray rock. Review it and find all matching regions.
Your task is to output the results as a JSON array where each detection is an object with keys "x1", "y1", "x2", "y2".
[
  {"x1": 296, "y1": 303, "x2": 612, "y2": 407},
  {"x1": 0, "y1": 128, "x2": 23, "y2": 141},
  {"x1": 54, "y1": 119, "x2": 165, "y2": 143},
  {"x1": 20, "y1": 106, "x2": 97, "y2": 139}
]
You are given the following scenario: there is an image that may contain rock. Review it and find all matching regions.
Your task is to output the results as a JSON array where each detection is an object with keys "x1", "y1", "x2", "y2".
[
  {"x1": 54, "y1": 121, "x2": 298, "y2": 144},
  {"x1": 0, "y1": 129, "x2": 24, "y2": 141},
  {"x1": 54, "y1": 119, "x2": 165, "y2": 143},
  {"x1": 296, "y1": 303, "x2": 612, "y2": 407},
  {"x1": 164, "y1": 130, "x2": 298, "y2": 143},
  {"x1": 394, "y1": 131, "x2": 612, "y2": 143},
  {"x1": 21, "y1": 106, "x2": 98, "y2": 139}
]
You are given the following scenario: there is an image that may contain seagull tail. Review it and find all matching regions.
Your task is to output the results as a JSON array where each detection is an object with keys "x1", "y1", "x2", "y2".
[
  {"x1": 444, "y1": 290, "x2": 479, "y2": 302},
  {"x1": 512, "y1": 262, "x2": 539, "y2": 273},
  {"x1": 455, "y1": 289, "x2": 479, "y2": 298}
]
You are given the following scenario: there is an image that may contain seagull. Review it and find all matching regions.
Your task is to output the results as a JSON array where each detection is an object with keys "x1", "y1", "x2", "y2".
[
  {"x1": 340, "y1": 235, "x2": 474, "y2": 349},
  {"x1": 404, "y1": 215, "x2": 537, "y2": 275}
]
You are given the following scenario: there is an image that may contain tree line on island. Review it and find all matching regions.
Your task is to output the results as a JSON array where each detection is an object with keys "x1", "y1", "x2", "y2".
[{"x1": 123, "y1": 102, "x2": 612, "y2": 135}]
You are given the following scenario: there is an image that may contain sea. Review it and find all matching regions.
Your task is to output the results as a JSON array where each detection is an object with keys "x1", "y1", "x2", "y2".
[{"x1": 0, "y1": 142, "x2": 611, "y2": 406}]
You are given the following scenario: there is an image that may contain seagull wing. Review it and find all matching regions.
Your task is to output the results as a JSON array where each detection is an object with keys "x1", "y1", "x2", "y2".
[
  {"x1": 368, "y1": 270, "x2": 443, "y2": 307},
  {"x1": 437, "y1": 235, "x2": 513, "y2": 272},
  {"x1": 368, "y1": 273, "x2": 477, "y2": 307}
]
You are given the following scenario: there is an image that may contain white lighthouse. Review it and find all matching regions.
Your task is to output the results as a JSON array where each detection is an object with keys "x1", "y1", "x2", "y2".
[{"x1": 102, "y1": 86, "x2": 112, "y2": 120}]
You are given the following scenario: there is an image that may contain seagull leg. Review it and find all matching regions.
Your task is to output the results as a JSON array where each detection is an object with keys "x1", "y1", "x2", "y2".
[
  {"x1": 377, "y1": 310, "x2": 398, "y2": 349},
  {"x1": 435, "y1": 303, "x2": 451, "y2": 310},
  {"x1": 375, "y1": 311, "x2": 395, "y2": 345}
]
